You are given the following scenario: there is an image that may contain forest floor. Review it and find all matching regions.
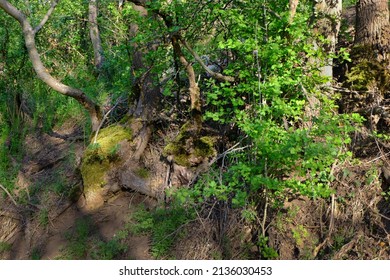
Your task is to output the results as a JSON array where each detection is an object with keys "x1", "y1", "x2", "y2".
[
  {"x1": 1, "y1": 113, "x2": 389, "y2": 260},
  {"x1": 0, "y1": 123, "x2": 156, "y2": 260}
]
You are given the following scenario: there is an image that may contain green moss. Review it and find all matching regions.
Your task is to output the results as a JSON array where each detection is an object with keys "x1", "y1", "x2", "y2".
[
  {"x1": 135, "y1": 167, "x2": 149, "y2": 179},
  {"x1": 81, "y1": 125, "x2": 131, "y2": 192},
  {"x1": 174, "y1": 154, "x2": 192, "y2": 167},
  {"x1": 347, "y1": 45, "x2": 390, "y2": 92},
  {"x1": 92, "y1": 125, "x2": 131, "y2": 154},
  {"x1": 163, "y1": 122, "x2": 216, "y2": 167},
  {"x1": 292, "y1": 225, "x2": 309, "y2": 248},
  {"x1": 194, "y1": 137, "x2": 216, "y2": 158},
  {"x1": 164, "y1": 143, "x2": 179, "y2": 155},
  {"x1": 119, "y1": 114, "x2": 132, "y2": 125},
  {"x1": 81, "y1": 160, "x2": 111, "y2": 192},
  {"x1": 346, "y1": 60, "x2": 390, "y2": 92}
]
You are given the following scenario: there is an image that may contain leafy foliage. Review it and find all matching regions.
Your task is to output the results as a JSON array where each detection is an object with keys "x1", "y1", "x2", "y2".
[{"x1": 164, "y1": 0, "x2": 362, "y2": 207}]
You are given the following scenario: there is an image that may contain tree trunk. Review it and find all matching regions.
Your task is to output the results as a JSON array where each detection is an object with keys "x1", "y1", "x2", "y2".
[
  {"x1": 89, "y1": 0, "x2": 105, "y2": 70},
  {"x1": 0, "y1": 0, "x2": 102, "y2": 132},
  {"x1": 304, "y1": 1, "x2": 342, "y2": 129},
  {"x1": 355, "y1": 0, "x2": 390, "y2": 62},
  {"x1": 128, "y1": 2, "x2": 161, "y2": 160},
  {"x1": 289, "y1": 0, "x2": 299, "y2": 23},
  {"x1": 314, "y1": 0, "x2": 343, "y2": 78}
]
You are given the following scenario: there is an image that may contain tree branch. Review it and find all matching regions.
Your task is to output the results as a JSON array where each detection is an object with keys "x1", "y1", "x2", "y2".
[
  {"x1": 33, "y1": 0, "x2": 59, "y2": 34},
  {"x1": 171, "y1": 35, "x2": 202, "y2": 116},
  {"x1": 0, "y1": 0, "x2": 102, "y2": 131},
  {"x1": 180, "y1": 37, "x2": 235, "y2": 83},
  {"x1": 0, "y1": 0, "x2": 26, "y2": 23}
]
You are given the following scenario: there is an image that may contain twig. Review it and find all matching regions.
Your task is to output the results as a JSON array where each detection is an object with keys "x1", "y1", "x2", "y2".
[
  {"x1": 332, "y1": 233, "x2": 360, "y2": 260},
  {"x1": 261, "y1": 159, "x2": 269, "y2": 236},
  {"x1": 206, "y1": 200, "x2": 218, "y2": 220},
  {"x1": 375, "y1": 212, "x2": 390, "y2": 222},
  {"x1": 194, "y1": 208, "x2": 206, "y2": 231},
  {"x1": 180, "y1": 38, "x2": 235, "y2": 83},
  {"x1": 157, "y1": 218, "x2": 198, "y2": 242},
  {"x1": 187, "y1": 140, "x2": 249, "y2": 187},
  {"x1": 33, "y1": 0, "x2": 59, "y2": 34},
  {"x1": 211, "y1": 140, "x2": 250, "y2": 166},
  {"x1": 93, "y1": 97, "x2": 125, "y2": 144},
  {"x1": 0, "y1": 210, "x2": 21, "y2": 220},
  {"x1": 330, "y1": 86, "x2": 374, "y2": 95},
  {"x1": 365, "y1": 151, "x2": 390, "y2": 164},
  {"x1": 261, "y1": 193, "x2": 268, "y2": 236},
  {"x1": 51, "y1": 201, "x2": 74, "y2": 222},
  {"x1": 313, "y1": 194, "x2": 336, "y2": 258},
  {"x1": 368, "y1": 206, "x2": 390, "y2": 222},
  {"x1": 329, "y1": 194, "x2": 335, "y2": 235},
  {"x1": 0, "y1": 184, "x2": 18, "y2": 206},
  {"x1": 313, "y1": 236, "x2": 330, "y2": 258}
]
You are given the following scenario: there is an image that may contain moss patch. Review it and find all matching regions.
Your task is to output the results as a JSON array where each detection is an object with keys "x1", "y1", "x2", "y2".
[
  {"x1": 163, "y1": 122, "x2": 216, "y2": 167},
  {"x1": 346, "y1": 60, "x2": 390, "y2": 92},
  {"x1": 135, "y1": 167, "x2": 149, "y2": 179},
  {"x1": 346, "y1": 45, "x2": 390, "y2": 93},
  {"x1": 81, "y1": 125, "x2": 131, "y2": 193},
  {"x1": 92, "y1": 126, "x2": 131, "y2": 155},
  {"x1": 194, "y1": 136, "x2": 216, "y2": 157}
]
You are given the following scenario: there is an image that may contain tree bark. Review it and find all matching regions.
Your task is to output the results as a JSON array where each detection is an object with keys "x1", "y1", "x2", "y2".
[
  {"x1": 89, "y1": 0, "x2": 105, "y2": 70},
  {"x1": 313, "y1": 0, "x2": 342, "y2": 79},
  {"x1": 0, "y1": 0, "x2": 102, "y2": 132},
  {"x1": 355, "y1": 0, "x2": 390, "y2": 62},
  {"x1": 171, "y1": 35, "x2": 202, "y2": 128},
  {"x1": 289, "y1": 0, "x2": 299, "y2": 23},
  {"x1": 128, "y1": 2, "x2": 161, "y2": 160}
]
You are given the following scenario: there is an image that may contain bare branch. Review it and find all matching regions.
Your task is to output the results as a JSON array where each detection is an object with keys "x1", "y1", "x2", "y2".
[
  {"x1": 33, "y1": 0, "x2": 59, "y2": 34},
  {"x1": 93, "y1": 97, "x2": 125, "y2": 144},
  {"x1": 0, "y1": 0, "x2": 26, "y2": 23},
  {"x1": 180, "y1": 38, "x2": 235, "y2": 83},
  {"x1": 171, "y1": 35, "x2": 202, "y2": 118}
]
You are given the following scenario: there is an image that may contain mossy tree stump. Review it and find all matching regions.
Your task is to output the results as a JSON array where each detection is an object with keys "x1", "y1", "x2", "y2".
[
  {"x1": 79, "y1": 125, "x2": 131, "y2": 211},
  {"x1": 163, "y1": 121, "x2": 217, "y2": 185}
]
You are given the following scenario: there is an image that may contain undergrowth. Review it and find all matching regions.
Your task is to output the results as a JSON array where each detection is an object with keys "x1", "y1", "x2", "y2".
[
  {"x1": 0, "y1": 241, "x2": 12, "y2": 254},
  {"x1": 58, "y1": 217, "x2": 126, "y2": 260},
  {"x1": 130, "y1": 204, "x2": 195, "y2": 259}
]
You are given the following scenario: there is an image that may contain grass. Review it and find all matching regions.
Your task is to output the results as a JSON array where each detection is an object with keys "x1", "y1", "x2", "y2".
[
  {"x1": 130, "y1": 204, "x2": 194, "y2": 258},
  {"x1": 31, "y1": 247, "x2": 43, "y2": 260},
  {"x1": 58, "y1": 216, "x2": 127, "y2": 260},
  {"x1": 38, "y1": 208, "x2": 49, "y2": 227},
  {"x1": 0, "y1": 242, "x2": 12, "y2": 254},
  {"x1": 90, "y1": 239, "x2": 127, "y2": 260},
  {"x1": 59, "y1": 217, "x2": 92, "y2": 259}
]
